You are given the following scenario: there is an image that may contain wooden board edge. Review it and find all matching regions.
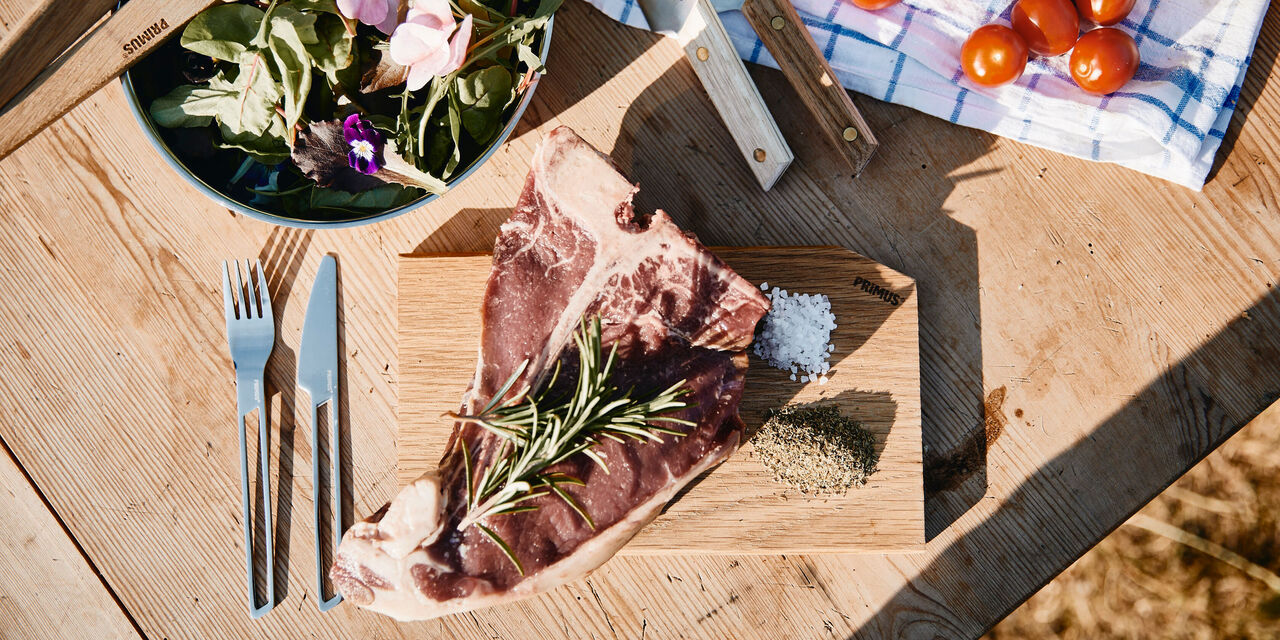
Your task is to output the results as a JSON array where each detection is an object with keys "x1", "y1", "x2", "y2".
[{"x1": 397, "y1": 246, "x2": 917, "y2": 284}]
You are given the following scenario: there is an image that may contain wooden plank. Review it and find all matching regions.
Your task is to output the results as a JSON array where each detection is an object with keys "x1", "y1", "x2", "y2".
[
  {"x1": 0, "y1": 0, "x2": 1273, "y2": 638},
  {"x1": 0, "y1": 0, "x2": 220, "y2": 160},
  {"x1": 396, "y1": 247, "x2": 924, "y2": 553},
  {"x1": 0, "y1": 0, "x2": 117, "y2": 109},
  {"x1": 0, "y1": 443, "x2": 141, "y2": 640}
]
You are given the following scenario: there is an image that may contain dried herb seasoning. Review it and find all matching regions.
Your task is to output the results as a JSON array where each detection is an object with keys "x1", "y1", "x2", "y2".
[{"x1": 751, "y1": 404, "x2": 878, "y2": 495}]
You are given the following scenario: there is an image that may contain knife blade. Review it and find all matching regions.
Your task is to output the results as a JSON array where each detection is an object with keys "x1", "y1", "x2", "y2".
[
  {"x1": 711, "y1": 0, "x2": 878, "y2": 176},
  {"x1": 637, "y1": 0, "x2": 793, "y2": 190},
  {"x1": 297, "y1": 254, "x2": 343, "y2": 612}
]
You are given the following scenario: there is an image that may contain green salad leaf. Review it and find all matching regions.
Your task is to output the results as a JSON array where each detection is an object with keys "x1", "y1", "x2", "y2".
[
  {"x1": 150, "y1": 0, "x2": 557, "y2": 217},
  {"x1": 306, "y1": 14, "x2": 356, "y2": 82},
  {"x1": 150, "y1": 84, "x2": 235, "y2": 128},
  {"x1": 267, "y1": 18, "x2": 313, "y2": 131},
  {"x1": 213, "y1": 53, "x2": 285, "y2": 136},
  {"x1": 456, "y1": 66, "x2": 515, "y2": 145},
  {"x1": 180, "y1": 4, "x2": 265, "y2": 61}
]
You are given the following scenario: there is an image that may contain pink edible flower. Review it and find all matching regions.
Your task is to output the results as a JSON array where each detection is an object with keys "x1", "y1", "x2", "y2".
[
  {"x1": 336, "y1": 0, "x2": 400, "y2": 35},
  {"x1": 389, "y1": 0, "x2": 474, "y2": 91}
]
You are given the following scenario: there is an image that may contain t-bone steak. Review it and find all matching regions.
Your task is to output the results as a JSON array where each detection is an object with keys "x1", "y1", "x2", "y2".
[{"x1": 330, "y1": 126, "x2": 770, "y2": 620}]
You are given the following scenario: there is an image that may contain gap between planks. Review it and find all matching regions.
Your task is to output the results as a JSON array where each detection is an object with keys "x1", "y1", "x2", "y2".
[{"x1": 0, "y1": 431, "x2": 146, "y2": 639}]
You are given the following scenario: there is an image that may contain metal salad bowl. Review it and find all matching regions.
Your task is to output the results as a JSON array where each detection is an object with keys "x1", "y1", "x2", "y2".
[{"x1": 121, "y1": 17, "x2": 552, "y2": 230}]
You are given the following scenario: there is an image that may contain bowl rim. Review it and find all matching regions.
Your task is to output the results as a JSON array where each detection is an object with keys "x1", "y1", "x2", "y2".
[{"x1": 121, "y1": 14, "x2": 553, "y2": 230}]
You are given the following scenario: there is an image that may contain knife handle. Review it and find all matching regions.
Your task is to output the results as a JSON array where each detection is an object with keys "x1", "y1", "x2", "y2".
[
  {"x1": 0, "y1": 0, "x2": 219, "y2": 161},
  {"x1": 676, "y1": 0, "x2": 793, "y2": 190},
  {"x1": 739, "y1": 0, "x2": 878, "y2": 177}
]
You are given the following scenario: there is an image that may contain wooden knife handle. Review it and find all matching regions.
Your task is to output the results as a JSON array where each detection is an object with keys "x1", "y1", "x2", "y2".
[
  {"x1": 0, "y1": 0, "x2": 120, "y2": 110},
  {"x1": 0, "y1": 0, "x2": 219, "y2": 161},
  {"x1": 740, "y1": 0, "x2": 878, "y2": 177},
  {"x1": 676, "y1": 0, "x2": 793, "y2": 190}
]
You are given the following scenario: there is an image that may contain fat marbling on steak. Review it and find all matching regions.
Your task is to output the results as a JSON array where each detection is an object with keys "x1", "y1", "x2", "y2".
[{"x1": 330, "y1": 127, "x2": 770, "y2": 620}]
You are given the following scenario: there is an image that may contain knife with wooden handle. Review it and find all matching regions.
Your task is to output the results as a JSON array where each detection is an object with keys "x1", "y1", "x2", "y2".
[
  {"x1": 720, "y1": 0, "x2": 878, "y2": 176},
  {"x1": 638, "y1": 0, "x2": 794, "y2": 190},
  {"x1": 0, "y1": 0, "x2": 221, "y2": 161}
]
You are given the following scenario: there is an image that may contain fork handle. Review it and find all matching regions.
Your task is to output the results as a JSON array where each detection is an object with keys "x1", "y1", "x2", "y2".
[
  {"x1": 236, "y1": 374, "x2": 275, "y2": 619},
  {"x1": 310, "y1": 396, "x2": 344, "y2": 611}
]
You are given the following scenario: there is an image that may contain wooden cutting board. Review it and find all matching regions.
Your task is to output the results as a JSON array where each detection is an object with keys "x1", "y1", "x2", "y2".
[{"x1": 397, "y1": 247, "x2": 923, "y2": 553}]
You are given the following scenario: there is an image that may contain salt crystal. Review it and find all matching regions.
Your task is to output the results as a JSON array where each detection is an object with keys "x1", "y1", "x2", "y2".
[
  {"x1": 760, "y1": 281, "x2": 768, "y2": 290},
  {"x1": 752, "y1": 284, "x2": 838, "y2": 382}
]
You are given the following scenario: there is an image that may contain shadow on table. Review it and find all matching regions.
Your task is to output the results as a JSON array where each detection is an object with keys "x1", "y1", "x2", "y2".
[
  {"x1": 253, "y1": 228, "x2": 313, "y2": 603},
  {"x1": 413, "y1": 208, "x2": 511, "y2": 254},
  {"x1": 846, "y1": 287, "x2": 1280, "y2": 638},
  {"x1": 1206, "y1": 1, "x2": 1279, "y2": 185},
  {"x1": 511, "y1": 0, "x2": 660, "y2": 141},
  {"x1": 607, "y1": 52, "x2": 995, "y2": 538}
]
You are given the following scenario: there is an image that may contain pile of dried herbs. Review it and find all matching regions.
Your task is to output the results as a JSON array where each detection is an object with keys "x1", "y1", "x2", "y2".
[
  {"x1": 143, "y1": 0, "x2": 557, "y2": 219},
  {"x1": 751, "y1": 404, "x2": 879, "y2": 495}
]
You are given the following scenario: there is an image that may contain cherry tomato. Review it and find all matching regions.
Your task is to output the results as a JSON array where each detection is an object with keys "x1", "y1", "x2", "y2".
[
  {"x1": 1070, "y1": 27, "x2": 1140, "y2": 94},
  {"x1": 849, "y1": 0, "x2": 900, "y2": 10},
  {"x1": 961, "y1": 24, "x2": 1029, "y2": 87},
  {"x1": 1011, "y1": 0, "x2": 1080, "y2": 56},
  {"x1": 1075, "y1": 0, "x2": 1136, "y2": 26}
]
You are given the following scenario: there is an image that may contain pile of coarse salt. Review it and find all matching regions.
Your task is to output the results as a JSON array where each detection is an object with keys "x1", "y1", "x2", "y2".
[{"x1": 752, "y1": 282, "x2": 836, "y2": 384}]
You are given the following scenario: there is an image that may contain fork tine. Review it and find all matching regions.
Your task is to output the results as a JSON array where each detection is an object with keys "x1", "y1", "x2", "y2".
[
  {"x1": 243, "y1": 259, "x2": 258, "y2": 318},
  {"x1": 234, "y1": 259, "x2": 247, "y2": 320},
  {"x1": 255, "y1": 260, "x2": 272, "y2": 322},
  {"x1": 222, "y1": 261, "x2": 236, "y2": 324}
]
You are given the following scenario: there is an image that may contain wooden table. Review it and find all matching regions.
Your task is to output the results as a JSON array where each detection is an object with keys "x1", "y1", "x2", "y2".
[{"x1": 1, "y1": 1, "x2": 1277, "y2": 638}]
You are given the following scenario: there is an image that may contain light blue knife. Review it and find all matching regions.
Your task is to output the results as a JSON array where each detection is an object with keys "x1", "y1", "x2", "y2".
[{"x1": 297, "y1": 255, "x2": 343, "y2": 611}]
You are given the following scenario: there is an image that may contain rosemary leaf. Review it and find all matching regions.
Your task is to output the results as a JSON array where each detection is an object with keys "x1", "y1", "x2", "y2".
[
  {"x1": 451, "y1": 317, "x2": 691, "y2": 573},
  {"x1": 476, "y1": 524, "x2": 524, "y2": 576},
  {"x1": 546, "y1": 478, "x2": 595, "y2": 529}
]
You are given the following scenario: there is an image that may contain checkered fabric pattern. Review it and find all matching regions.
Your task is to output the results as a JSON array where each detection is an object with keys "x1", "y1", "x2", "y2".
[{"x1": 589, "y1": 0, "x2": 1269, "y2": 190}]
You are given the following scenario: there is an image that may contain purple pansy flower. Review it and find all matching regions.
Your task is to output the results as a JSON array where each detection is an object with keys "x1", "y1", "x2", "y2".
[{"x1": 343, "y1": 114, "x2": 384, "y2": 175}]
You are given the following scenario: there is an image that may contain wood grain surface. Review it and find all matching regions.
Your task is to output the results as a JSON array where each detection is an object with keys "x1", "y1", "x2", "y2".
[
  {"x1": 0, "y1": 443, "x2": 140, "y2": 639},
  {"x1": 397, "y1": 247, "x2": 924, "y2": 554},
  {"x1": 0, "y1": 0, "x2": 1277, "y2": 638},
  {"x1": 0, "y1": 0, "x2": 117, "y2": 109},
  {"x1": 0, "y1": 0, "x2": 218, "y2": 160}
]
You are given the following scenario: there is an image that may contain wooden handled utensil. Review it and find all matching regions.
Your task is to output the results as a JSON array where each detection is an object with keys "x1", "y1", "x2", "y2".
[
  {"x1": 637, "y1": 0, "x2": 794, "y2": 190},
  {"x1": 716, "y1": 0, "x2": 879, "y2": 176},
  {"x1": 0, "y1": 0, "x2": 221, "y2": 161}
]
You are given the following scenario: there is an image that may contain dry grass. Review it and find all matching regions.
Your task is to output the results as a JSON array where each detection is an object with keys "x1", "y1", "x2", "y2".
[{"x1": 986, "y1": 406, "x2": 1280, "y2": 640}]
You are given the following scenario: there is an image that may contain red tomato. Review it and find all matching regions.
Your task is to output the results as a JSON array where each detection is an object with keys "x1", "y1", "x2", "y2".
[
  {"x1": 961, "y1": 24, "x2": 1029, "y2": 87},
  {"x1": 1011, "y1": 0, "x2": 1080, "y2": 56},
  {"x1": 1070, "y1": 28, "x2": 1140, "y2": 94},
  {"x1": 1075, "y1": 0, "x2": 1136, "y2": 26},
  {"x1": 849, "y1": 0, "x2": 900, "y2": 9}
]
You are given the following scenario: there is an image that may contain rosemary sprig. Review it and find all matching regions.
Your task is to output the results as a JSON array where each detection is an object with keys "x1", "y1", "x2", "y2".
[{"x1": 449, "y1": 317, "x2": 694, "y2": 574}]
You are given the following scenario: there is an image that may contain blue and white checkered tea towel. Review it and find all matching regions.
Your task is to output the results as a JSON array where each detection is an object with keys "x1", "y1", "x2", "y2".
[{"x1": 587, "y1": 0, "x2": 1269, "y2": 190}]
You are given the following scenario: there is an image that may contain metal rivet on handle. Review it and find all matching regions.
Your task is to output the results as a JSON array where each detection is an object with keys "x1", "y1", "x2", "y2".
[
  {"x1": 754, "y1": 148, "x2": 767, "y2": 162},
  {"x1": 842, "y1": 127, "x2": 858, "y2": 142},
  {"x1": 770, "y1": 16, "x2": 785, "y2": 30},
  {"x1": 696, "y1": 46, "x2": 709, "y2": 61}
]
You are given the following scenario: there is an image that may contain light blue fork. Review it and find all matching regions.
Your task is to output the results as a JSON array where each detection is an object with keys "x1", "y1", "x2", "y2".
[{"x1": 222, "y1": 260, "x2": 276, "y2": 619}]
